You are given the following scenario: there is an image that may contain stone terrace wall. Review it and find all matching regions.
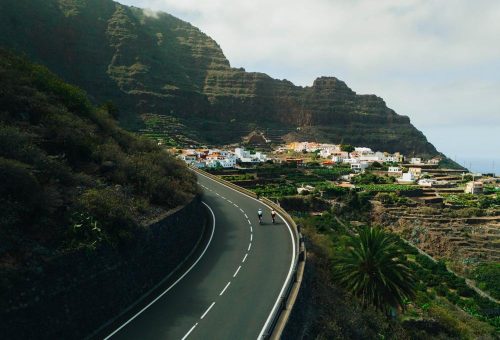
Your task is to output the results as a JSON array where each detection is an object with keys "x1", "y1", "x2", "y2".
[{"x1": 0, "y1": 197, "x2": 207, "y2": 339}]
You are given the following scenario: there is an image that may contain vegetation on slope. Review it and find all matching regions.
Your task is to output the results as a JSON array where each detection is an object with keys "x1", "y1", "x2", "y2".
[
  {"x1": 0, "y1": 49, "x2": 197, "y2": 263},
  {"x1": 292, "y1": 212, "x2": 498, "y2": 339},
  {"x1": 332, "y1": 227, "x2": 416, "y2": 314}
]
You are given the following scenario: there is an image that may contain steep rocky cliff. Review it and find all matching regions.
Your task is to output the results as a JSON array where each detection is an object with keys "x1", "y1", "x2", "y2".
[{"x1": 0, "y1": 0, "x2": 437, "y2": 155}]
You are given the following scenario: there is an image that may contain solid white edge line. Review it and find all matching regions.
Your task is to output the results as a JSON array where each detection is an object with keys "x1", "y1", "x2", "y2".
[
  {"x1": 256, "y1": 209, "x2": 295, "y2": 339},
  {"x1": 200, "y1": 302, "x2": 216, "y2": 320},
  {"x1": 104, "y1": 202, "x2": 216, "y2": 340},
  {"x1": 181, "y1": 322, "x2": 198, "y2": 340},
  {"x1": 219, "y1": 281, "x2": 231, "y2": 296},
  {"x1": 233, "y1": 265, "x2": 241, "y2": 278},
  {"x1": 195, "y1": 171, "x2": 296, "y2": 340}
]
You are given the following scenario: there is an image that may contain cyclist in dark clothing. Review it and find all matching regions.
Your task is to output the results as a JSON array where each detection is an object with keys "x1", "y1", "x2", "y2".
[{"x1": 271, "y1": 209, "x2": 276, "y2": 224}]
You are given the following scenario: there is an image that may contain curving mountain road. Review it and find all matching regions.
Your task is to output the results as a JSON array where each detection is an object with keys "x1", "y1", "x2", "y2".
[{"x1": 100, "y1": 171, "x2": 295, "y2": 340}]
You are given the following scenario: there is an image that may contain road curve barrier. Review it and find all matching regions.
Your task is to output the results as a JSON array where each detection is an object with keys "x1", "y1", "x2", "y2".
[{"x1": 190, "y1": 166, "x2": 306, "y2": 339}]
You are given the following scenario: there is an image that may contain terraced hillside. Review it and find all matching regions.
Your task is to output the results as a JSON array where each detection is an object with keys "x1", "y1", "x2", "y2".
[
  {"x1": 375, "y1": 205, "x2": 500, "y2": 263},
  {"x1": 0, "y1": 0, "x2": 437, "y2": 155}
]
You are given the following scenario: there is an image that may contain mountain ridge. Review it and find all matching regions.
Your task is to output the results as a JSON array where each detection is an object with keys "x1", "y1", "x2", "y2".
[{"x1": 0, "y1": 0, "x2": 438, "y2": 155}]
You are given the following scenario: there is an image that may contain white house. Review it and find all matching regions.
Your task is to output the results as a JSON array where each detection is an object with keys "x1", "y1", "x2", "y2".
[
  {"x1": 182, "y1": 155, "x2": 197, "y2": 163},
  {"x1": 409, "y1": 167, "x2": 423, "y2": 177},
  {"x1": 397, "y1": 172, "x2": 416, "y2": 184},
  {"x1": 388, "y1": 166, "x2": 402, "y2": 175},
  {"x1": 343, "y1": 158, "x2": 360, "y2": 164},
  {"x1": 319, "y1": 148, "x2": 337, "y2": 158},
  {"x1": 332, "y1": 155, "x2": 345, "y2": 163},
  {"x1": 235, "y1": 147, "x2": 249, "y2": 159},
  {"x1": 418, "y1": 178, "x2": 436, "y2": 187},
  {"x1": 427, "y1": 158, "x2": 440, "y2": 165},
  {"x1": 465, "y1": 181, "x2": 483, "y2": 194},
  {"x1": 354, "y1": 147, "x2": 373, "y2": 154},
  {"x1": 206, "y1": 158, "x2": 236, "y2": 168},
  {"x1": 235, "y1": 147, "x2": 267, "y2": 163},
  {"x1": 410, "y1": 157, "x2": 423, "y2": 165},
  {"x1": 360, "y1": 151, "x2": 386, "y2": 162},
  {"x1": 351, "y1": 162, "x2": 369, "y2": 173},
  {"x1": 384, "y1": 155, "x2": 398, "y2": 163}
]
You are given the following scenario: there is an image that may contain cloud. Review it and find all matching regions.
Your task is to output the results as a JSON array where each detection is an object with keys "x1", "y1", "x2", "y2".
[
  {"x1": 119, "y1": 0, "x2": 500, "y2": 159},
  {"x1": 141, "y1": 8, "x2": 160, "y2": 19}
]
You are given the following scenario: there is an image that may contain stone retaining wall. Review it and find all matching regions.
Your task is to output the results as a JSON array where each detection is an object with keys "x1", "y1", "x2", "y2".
[{"x1": 0, "y1": 197, "x2": 207, "y2": 339}]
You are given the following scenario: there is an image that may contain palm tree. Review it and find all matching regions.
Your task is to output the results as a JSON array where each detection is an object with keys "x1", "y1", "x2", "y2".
[{"x1": 332, "y1": 227, "x2": 415, "y2": 315}]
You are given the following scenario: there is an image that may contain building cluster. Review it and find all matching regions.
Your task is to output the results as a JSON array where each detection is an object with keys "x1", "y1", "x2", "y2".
[
  {"x1": 280, "y1": 142, "x2": 405, "y2": 173},
  {"x1": 178, "y1": 147, "x2": 267, "y2": 168}
]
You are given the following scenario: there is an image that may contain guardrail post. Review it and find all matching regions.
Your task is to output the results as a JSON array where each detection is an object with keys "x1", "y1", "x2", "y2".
[
  {"x1": 279, "y1": 297, "x2": 286, "y2": 311},
  {"x1": 299, "y1": 250, "x2": 305, "y2": 262}
]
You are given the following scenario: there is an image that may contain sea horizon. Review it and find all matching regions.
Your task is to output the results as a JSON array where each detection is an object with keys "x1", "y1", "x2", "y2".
[{"x1": 454, "y1": 157, "x2": 499, "y2": 175}]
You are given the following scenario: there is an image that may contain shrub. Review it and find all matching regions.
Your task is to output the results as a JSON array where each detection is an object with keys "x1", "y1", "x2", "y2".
[
  {"x1": 0, "y1": 157, "x2": 42, "y2": 229},
  {"x1": 457, "y1": 286, "x2": 475, "y2": 298},
  {"x1": 472, "y1": 263, "x2": 500, "y2": 300},
  {"x1": 352, "y1": 173, "x2": 395, "y2": 185},
  {"x1": 449, "y1": 207, "x2": 484, "y2": 218},
  {"x1": 77, "y1": 187, "x2": 135, "y2": 242}
]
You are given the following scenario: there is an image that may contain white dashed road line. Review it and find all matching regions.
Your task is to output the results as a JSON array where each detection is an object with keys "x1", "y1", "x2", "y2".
[
  {"x1": 181, "y1": 323, "x2": 198, "y2": 340},
  {"x1": 184, "y1": 184, "x2": 265, "y2": 339},
  {"x1": 200, "y1": 302, "x2": 216, "y2": 320},
  {"x1": 233, "y1": 266, "x2": 241, "y2": 278},
  {"x1": 219, "y1": 282, "x2": 231, "y2": 296}
]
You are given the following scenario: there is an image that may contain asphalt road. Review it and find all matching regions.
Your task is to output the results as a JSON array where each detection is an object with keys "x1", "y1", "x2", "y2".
[{"x1": 103, "y1": 172, "x2": 295, "y2": 340}]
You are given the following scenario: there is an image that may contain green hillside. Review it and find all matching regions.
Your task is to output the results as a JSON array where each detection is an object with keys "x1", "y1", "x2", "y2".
[
  {"x1": 0, "y1": 0, "x2": 437, "y2": 156},
  {"x1": 0, "y1": 49, "x2": 197, "y2": 262}
]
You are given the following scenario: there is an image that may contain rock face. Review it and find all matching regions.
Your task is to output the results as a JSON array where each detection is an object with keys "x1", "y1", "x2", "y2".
[{"x1": 0, "y1": 0, "x2": 437, "y2": 155}]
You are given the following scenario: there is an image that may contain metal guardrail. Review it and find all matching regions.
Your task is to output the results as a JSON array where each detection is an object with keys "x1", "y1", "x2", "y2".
[{"x1": 191, "y1": 167, "x2": 306, "y2": 339}]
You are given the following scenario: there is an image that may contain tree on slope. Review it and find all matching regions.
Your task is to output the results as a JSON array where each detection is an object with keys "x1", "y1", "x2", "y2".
[{"x1": 332, "y1": 227, "x2": 416, "y2": 315}]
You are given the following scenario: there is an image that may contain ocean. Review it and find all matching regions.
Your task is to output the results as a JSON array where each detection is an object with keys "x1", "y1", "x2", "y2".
[{"x1": 454, "y1": 157, "x2": 499, "y2": 175}]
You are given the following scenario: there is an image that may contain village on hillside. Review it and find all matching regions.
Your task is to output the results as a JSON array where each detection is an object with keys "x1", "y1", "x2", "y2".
[{"x1": 173, "y1": 141, "x2": 498, "y2": 199}]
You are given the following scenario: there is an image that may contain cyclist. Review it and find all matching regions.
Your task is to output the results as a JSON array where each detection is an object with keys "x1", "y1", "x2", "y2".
[
  {"x1": 257, "y1": 208, "x2": 263, "y2": 224},
  {"x1": 271, "y1": 209, "x2": 276, "y2": 224}
]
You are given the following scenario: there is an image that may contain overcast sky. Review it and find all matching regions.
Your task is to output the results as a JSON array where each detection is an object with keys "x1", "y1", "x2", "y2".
[{"x1": 120, "y1": 0, "x2": 499, "y2": 172}]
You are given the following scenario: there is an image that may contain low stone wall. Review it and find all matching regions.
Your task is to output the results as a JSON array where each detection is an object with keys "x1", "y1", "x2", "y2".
[{"x1": 0, "y1": 197, "x2": 207, "y2": 339}]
